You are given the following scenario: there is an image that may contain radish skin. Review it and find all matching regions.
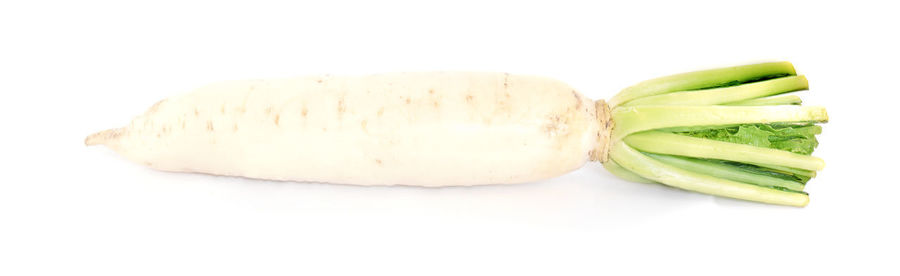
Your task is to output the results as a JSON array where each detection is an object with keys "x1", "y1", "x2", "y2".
[{"x1": 87, "y1": 72, "x2": 609, "y2": 186}]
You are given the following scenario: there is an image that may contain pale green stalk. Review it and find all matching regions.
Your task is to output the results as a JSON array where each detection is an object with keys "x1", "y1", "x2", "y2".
[
  {"x1": 724, "y1": 95, "x2": 803, "y2": 106},
  {"x1": 622, "y1": 75, "x2": 808, "y2": 106},
  {"x1": 609, "y1": 142, "x2": 810, "y2": 207},
  {"x1": 611, "y1": 105, "x2": 828, "y2": 142},
  {"x1": 608, "y1": 61, "x2": 796, "y2": 107},
  {"x1": 745, "y1": 163, "x2": 817, "y2": 178},
  {"x1": 624, "y1": 131, "x2": 825, "y2": 171},
  {"x1": 603, "y1": 160, "x2": 657, "y2": 184},
  {"x1": 646, "y1": 154, "x2": 805, "y2": 191}
]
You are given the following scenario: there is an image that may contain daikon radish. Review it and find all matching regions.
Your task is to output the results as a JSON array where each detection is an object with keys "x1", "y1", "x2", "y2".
[
  {"x1": 87, "y1": 62, "x2": 828, "y2": 206},
  {"x1": 86, "y1": 73, "x2": 610, "y2": 186}
]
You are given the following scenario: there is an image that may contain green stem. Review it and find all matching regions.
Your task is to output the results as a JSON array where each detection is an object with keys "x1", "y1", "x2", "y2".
[
  {"x1": 608, "y1": 61, "x2": 797, "y2": 107},
  {"x1": 724, "y1": 95, "x2": 803, "y2": 106},
  {"x1": 624, "y1": 131, "x2": 825, "y2": 171},
  {"x1": 646, "y1": 153, "x2": 805, "y2": 191},
  {"x1": 609, "y1": 141, "x2": 809, "y2": 207},
  {"x1": 622, "y1": 75, "x2": 808, "y2": 106},
  {"x1": 603, "y1": 160, "x2": 657, "y2": 184},
  {"x1": 611, "y1": 105, "x2": 828, "y2": 141},
  {"x1": 745, "y1": 162, "x2": 817, "y2": 178}
]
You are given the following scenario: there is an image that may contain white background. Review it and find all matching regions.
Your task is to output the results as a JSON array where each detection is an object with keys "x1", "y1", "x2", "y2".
[{"x1": 2, "y1": 0, "x2": 898, "y2": 275}]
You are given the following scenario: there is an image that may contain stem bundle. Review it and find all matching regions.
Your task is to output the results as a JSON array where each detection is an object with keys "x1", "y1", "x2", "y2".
[{"x1": 604, "y1": 62, "x2": 827, "y2": 206}]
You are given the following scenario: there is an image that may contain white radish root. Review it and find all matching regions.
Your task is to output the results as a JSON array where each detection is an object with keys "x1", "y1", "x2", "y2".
[{"x1": 87, "y1": 72, "x2": 611, "y2": 186}]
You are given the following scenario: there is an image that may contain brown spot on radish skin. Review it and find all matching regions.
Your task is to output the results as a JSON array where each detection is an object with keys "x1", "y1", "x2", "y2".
[
  {"x1": 274, "y1": 114, "x2": 280, "y2": 126},
  {"x1": 572, "y1": 90, "x2": 583, "y2": 109},
  {"x1": 503, "y1": 73, "x2": 509, "y2": 90},
  {"x1": 503, "y1": 75, "x2": 512, "y2": 98},
  {"x1": 194, "y1": 108, "x2": 200, "y2": 117},
  {"x1": 405, "y1": 98, "x2": 411, "y2": 104},
  {"x1": 377, "y1": 107, "x2": 385, "y2": 117},
  {"x1": 182, "y1": 121, "x2": 186, "y2": 129},
  {"x1": 301, "y1": 107, "x2": 308, "y2": 117},
  {"x1": 233, "y1": 124, "x2": 239, "y2": 132},
  {"x1": 428, "y1": 89, "x2": 435, "y2": 95},
  {"x1": 337, "y1": 98, "x2": 346, "y2": 113},
  {"x1": 542, "y1": 115, "x2": 568, "y2": 137},
  {"x1": 221, "y1": 104, "x2": 225, "y2": 114},
  {"x1": 375, "y1": 159, "x2": 383, "y2": 166},
  {"x1": 433, "y1": 101, "x2": 440, "y2": 108},
  {"x1": 316, "y1": 78, "x2": 323, "y2": 84},
  {"x1": 361, "y1": 120, "x2": 368, "y2": 133},
  {"x1": 206, "y1": 120, "x2": 214, "y2": 131},
  {"x1": 465, "y1": 95, "x2": 474, "y2": 103}
]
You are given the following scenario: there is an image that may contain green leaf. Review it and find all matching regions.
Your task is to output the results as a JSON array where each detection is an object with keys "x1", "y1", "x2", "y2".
[{"x1": 674, "y1": 123, "x2": 821, "y2": 155}]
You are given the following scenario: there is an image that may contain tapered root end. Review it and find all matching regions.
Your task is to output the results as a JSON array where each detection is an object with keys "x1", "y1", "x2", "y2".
[{"x1": 85, "y1": 128, "x2": 122, "y2": 146}]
